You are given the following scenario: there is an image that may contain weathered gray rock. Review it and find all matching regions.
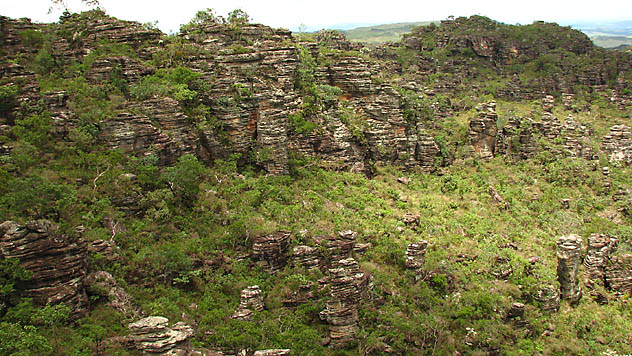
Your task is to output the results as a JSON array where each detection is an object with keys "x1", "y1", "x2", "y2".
[
  {"x1": 534, "y1": 284, "x2": 560, "y2": 312},
  {"x1": 232, "y1": 285, "x2": 264, "y2": 320},
  {"x1": 584, "y1": 234, "x2": 618, "y2": 286},
  {"x1": 404, "y1": 241, "x2": 428, "y2": 280},
  {"x1": 252, "y1": 231, "x2": 291, "y2": 271},
  {"x1": 292, "y1": 245, "x2": 320, "y2": 270},
  {"x1": 557, "y1": 234, "x2": 582, "y2": 304},
  {"x1": 469, "y1": 101, "x2": 498, "y2": 160},
  {"x1": 85, "y1": 271, "x2": 139, "y2": 317},
  {"x1": 315, "y1": 230, "x2": 357, "y2": 267},
  {"x1": 0, "y1": 220, "x2": 88, "y2": 320},
  {"x1": 320, "y1": 258, "x2": 369, "y2": 348},
  {"x1": 128, "y1": 316, "x2": 194, "y2": 354},
  {"x1": 602, "y1": 125, "x2": 632, "y2": 165},
  {"x1": 605, "y1": 254, "x2": 632, "y2": 295}
]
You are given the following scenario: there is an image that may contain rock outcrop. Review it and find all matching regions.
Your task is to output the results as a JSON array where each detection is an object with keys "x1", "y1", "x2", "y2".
[
  {"x1": 556, "y1": 234, "x2": 582, "y2": 304},
  {"x1": 315, "y1": 230, "x2": 357, "y2": 267},
  {"x1": 253, "y1": 350, "x2": 291, "y2": 356},
  {"x1": 534, "y1": 284, "x2": 560, "y2": 312},
  {"x1": 320, "y1": 258, "x2": 369, "y2": 348},
  {"x1": 584, "y1": 234, "x2": 618, "y2": 286},
  {"x1": 469, "y1": 101, "x2": 498, "y2": 160},
  {"x1": 602, "y1": 125, "x2": 632, "y2": 165},
  {"x1": 252, "y1": 231, "x2": 291, "y2": 272},
  {"x1": 404, "y1": 241, "x2": 428, "y2": 280},
  {"x1": 128, "y1": 316, "x2": 194, "y2": 355},
  {"x1": 292, "y1": 245, "x2": 321, "y2": 270},
  {"x1": 232, "y1": 285, "x2": 264, "y2": 320},
  {"x1": 0, "y1": 220, "x2": 88, "y2": 320},
  {"x1": 85, "y1": 271, "x2": 139, "y2": 317},
  {"x1": 605, "y1": 255, "x2": 632, "y2": 295}
]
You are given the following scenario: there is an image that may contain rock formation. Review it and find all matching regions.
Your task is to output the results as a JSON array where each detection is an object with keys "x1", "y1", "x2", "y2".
[
  {"x1": 292, "y1": 245, "x2": 321, "y2": 270},
  {"x1": 469, "y1": 101, "x2": 498, "y2": 160},
  {"x1": 232, "y1": 285, "x2": 264, "y2": 320},
  {"x1": 85, "y1": 271, "x2": 139, "y2": 317},
  {"x1": 605, "y1": 255, "x2": 632, "y2": 295},
  {"x1": 320, "y1": 258, "x2": 369, "y2": 348},
  {"x1": 556, "y1": 234, "x2": 582, "y2": 304},
  {"x1": 252, "y1": 231, "x2": 291, "y2": 272},
  {"x1": 0, "y1": 220, "x2": 88, "y2": 320},
  {"x1": 253, "y1": 349, "x2": 291, "y2": 356},
  {"x1": 584, "y1": 234, "x2": 618, "y2": 286},
  {"x1": 128, "y1": 316, "x2": 194, "y2": 354},
  {"x1": 404, "y1": 241, "x2": 428, "y2": 280},
  {"x1": 315, "y1": 230, "x2": 357, "y2": 267},
  {"x1": 534, "y1": 284, "x2": 560, "y2": 312},
  {"x1": 401, "y1": 213, "x2": 420, "y2": 226},
  {"x1": 602, "y1": 125, "x2": 632, "y2": 165}
]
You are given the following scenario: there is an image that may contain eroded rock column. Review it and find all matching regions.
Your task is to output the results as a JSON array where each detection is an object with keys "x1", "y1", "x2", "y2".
[
  {"x1": 320, "y1": 258, "x2": 368, "y2": 348},
  {"x1": 557, "y1": 234, "x2": 582, "y2": 304}
]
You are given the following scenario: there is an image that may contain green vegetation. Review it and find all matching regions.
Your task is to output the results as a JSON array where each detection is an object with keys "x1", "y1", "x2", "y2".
[
  {"x1": 1, "y1": 8, "x2": 632, "y2": 356},
  {"x1": 342, "y1": 21, "x2": 438, "y2": 44}
]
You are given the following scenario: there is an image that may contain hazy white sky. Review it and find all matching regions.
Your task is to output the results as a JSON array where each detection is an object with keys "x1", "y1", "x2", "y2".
[{"x1": 3, "y1": 0, "x2": 631, "y2": 33}]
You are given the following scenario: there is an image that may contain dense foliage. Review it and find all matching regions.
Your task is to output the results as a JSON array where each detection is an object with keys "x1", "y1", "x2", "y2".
[{"x1": 0, "y1": 8, "x2": 631, "y2": 356}]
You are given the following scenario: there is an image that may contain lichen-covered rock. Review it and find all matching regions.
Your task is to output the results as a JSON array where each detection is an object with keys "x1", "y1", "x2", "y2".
[
  {"x1": 315, "y1": 230, "x2": 357, "y2": 267},
  {"x1": 404, "y1": 241, "x2": 428, "y2": 280},
  {"x1": 320, "y1": 258, "x2": 369, "y2": 348},
  {"x1": 252, "y1": 231, "x2": 291, "y2": 271},
  {"x1": 557, "y1": 234, "x2": 582, "y2": 304},
  {"x1": 85, "y1": 271, "x2": 139, "y2": 317},
  {"x1": 128, "y1": 316, "x2": 194, "y2": 354},
  {"x1": 534, "y1": 284, "x2": 560, "y2": 312},
  {"x1": 584, "y1": 234, "x2": 618, "y2": 286},
  {"x1": 0, "y1": 220, "x2": 88, "y2": 320},
  {"x1": 602, "y1": 125, "x2": 632, "y2": 165},
  {"x1": 605, "y1": 254, "x2": 632, "y2": 295},
  {"x1": 253, "y1": 349, "x2": 291, "y2": 356},
  {"x1": 292, "y1": 245, "x2": 320, "y2": 270},
  {"x1": 469, "y1": 101, "x2": 498, "y2": 160},
  {"x1": 232, "y1": 285, "x2": 264, "y2": 320},
  {"x1": 402, "y1": 213, "x2": 420, "y2": 226}
]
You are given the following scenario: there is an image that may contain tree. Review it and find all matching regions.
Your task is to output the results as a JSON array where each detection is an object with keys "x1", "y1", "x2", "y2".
[
  {"x1": 49, "y1": 0, "x2": 100, "y2": 13},
  {"x1": 227, "y1": 9, "x2": 250, "y2": 26}
]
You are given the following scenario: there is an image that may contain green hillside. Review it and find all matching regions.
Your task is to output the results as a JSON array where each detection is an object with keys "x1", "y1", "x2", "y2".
[
  {"x1": 1, "y1": 10, "x2": 632, "y2": 356},
  {"x1": 342, "y1": 21, "x2": 437, "y2": 43}
]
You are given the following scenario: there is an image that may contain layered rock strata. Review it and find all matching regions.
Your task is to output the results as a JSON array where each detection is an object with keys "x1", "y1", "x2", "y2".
[
  {"x1": 469, "y1": 101, "x2": 498, "y2": 160},
  {"x1": 584, "y1": 234, "x2": 618, "y2": 286},
  {"x1": 320, "y1": 258, "x2": 369, "y2": 348},
  {"x1": 128, "y1": 316, "x2": 194, "y2": 354},
  {"x1": 232, "y1": 285, "x2": 264, "y2": 320},
  {"x1": 0, "y1": 220, "x2": 88, "y2": 320},
  {"x1": 252, "y1": 231, "x2": 291, "y2": 272},
  {"x1": 292, "y1": 245, "x2": 320, "y2": 270},
  {"x1": 602, "y1": 125, "x2": 632, "y2": 165},
  {"x1": 605, "y1": 254, "x2": 632, "y2": 295},
  {"x1": 556, "y1": 234, "x2": 582, "y2": 304},
  {"x1": 404, "y1": 241, "x2": 428, "y2": 280}
]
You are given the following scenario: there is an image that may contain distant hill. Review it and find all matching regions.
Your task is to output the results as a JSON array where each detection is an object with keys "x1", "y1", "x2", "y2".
[
  {"x1": 590, "y1": 35, "x2": 632, "y2": 49},
  {"x1": 341, "y1": 21, "x2": 437, "y2": 43}
]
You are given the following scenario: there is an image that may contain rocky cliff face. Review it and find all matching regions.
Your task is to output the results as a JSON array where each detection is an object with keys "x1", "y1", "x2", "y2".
[{"x1": 0, "y1": 220, "x2": 88, "y2": 320}]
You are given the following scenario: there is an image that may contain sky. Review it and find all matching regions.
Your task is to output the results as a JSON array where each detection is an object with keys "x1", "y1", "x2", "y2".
[{"x1": 3, "y1": 0, "x2": 632, "y2": 33}]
